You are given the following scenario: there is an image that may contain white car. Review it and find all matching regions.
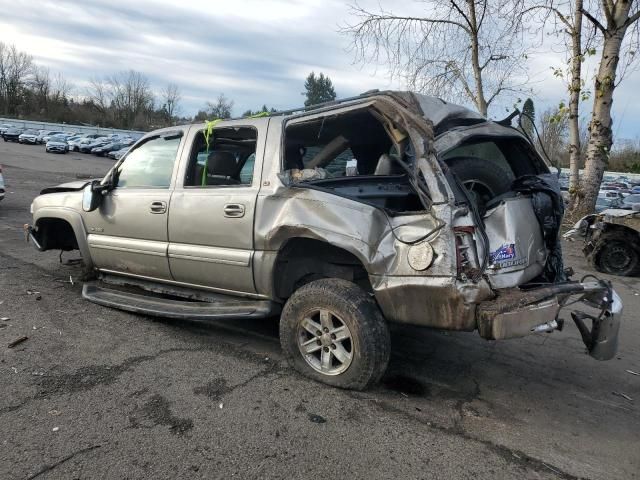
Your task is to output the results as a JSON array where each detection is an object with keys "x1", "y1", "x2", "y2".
[
  {"x1": 18, "y1": 129, "x2": 40, "y2": 144},
  {"x1": 68, "y1": 137, "x2": 95, "y2": 152}
]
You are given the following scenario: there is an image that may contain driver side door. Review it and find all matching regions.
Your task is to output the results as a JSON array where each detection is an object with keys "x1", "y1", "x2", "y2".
[{"x1": 84, "y1": 130, "x2": 185, "y2": 280}]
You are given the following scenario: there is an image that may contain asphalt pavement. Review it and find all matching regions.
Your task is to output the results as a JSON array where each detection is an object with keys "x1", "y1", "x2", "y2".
[{"x1": 0, "y1": 140, "x2": 638, "y2": 479}]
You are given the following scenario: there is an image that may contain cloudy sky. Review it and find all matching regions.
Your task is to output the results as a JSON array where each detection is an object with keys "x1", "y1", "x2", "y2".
[{"x1": 1, "y1": 0, "x2": 638, "y2": 138}]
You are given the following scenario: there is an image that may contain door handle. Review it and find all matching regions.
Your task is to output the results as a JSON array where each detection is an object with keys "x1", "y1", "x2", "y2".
[
  {"x1": 224, "y1": 203, "x2": 245, "y2": 218},
  {"x1": 150, "y1": 201, "x2": 167, "y2": 214}
]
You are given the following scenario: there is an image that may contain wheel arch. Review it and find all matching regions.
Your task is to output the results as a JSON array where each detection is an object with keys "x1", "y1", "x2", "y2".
[
  {"x1": 33, "y1": 207, "x2": 93, "y2": 268},
  {"x1": 272, "y1": 237, "x2": 372, "y2": 300}
]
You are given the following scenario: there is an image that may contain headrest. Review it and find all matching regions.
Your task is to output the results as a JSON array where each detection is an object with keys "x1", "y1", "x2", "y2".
[{"x1": 207, "y1": 151, "x2": 237, "y2": 176}]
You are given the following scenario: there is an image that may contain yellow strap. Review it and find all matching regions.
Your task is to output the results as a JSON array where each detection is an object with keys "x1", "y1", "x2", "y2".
[{"x1": 202, "y1": 119, "x2": 222, "y2": 186}]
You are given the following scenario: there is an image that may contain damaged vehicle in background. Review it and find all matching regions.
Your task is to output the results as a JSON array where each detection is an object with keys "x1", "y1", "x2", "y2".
[
  {"x1": 565, "y1": 208, "x2": 640, "y2": 276},
  {"x1": 26, "y1": 91, "x2": 623, "y2": 390}
]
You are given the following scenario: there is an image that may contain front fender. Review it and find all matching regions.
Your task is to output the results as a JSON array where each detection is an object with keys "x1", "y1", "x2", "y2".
[{"x1": 32, "y1": 206, "x2": 93, "y2": 269}]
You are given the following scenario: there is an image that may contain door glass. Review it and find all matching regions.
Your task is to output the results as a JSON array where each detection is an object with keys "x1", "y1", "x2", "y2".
[
  {"x1": 116, "y1": 135, "x2": 181, "y2": 188},
  {"x1": 184, "y1": 127, "x2": 257, "y2": 187}
]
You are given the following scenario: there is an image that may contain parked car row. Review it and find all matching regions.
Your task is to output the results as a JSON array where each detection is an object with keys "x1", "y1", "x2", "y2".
[{"x1": 1, "y1": 123, "x2": 135, "y2": 159}]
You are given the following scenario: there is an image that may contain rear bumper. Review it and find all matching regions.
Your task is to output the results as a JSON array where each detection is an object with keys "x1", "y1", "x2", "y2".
[{"x1": 477, "y1": 281, "x2": 622, "y2": 360}]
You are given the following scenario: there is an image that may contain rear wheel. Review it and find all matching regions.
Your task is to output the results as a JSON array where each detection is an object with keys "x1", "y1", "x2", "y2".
[
  {"x1": 280, "y1": 278, "x2": 390, "y2": 390},
  {"x1": 595, "y1": 234, "x2": 640, "y2": 276},
  {"x1": 447, "y1": 156, "x2": 515, "y2": 206}
]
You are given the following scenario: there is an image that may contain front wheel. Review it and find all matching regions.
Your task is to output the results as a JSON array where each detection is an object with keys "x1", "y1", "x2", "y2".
[{"x1": 280, "y1": 278, "x2": 390, "y2": 390}]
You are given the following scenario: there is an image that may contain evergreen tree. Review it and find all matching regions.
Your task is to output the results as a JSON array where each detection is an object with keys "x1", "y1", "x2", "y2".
[
  {"x1": 304, "y1": 72, "x2": 337, "y2": 107},
  {"x1": 521, "y1": 98, "x2": 535, "y2": 137}
]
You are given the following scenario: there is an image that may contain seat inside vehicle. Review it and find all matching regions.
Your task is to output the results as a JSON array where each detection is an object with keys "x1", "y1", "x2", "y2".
[
  {"x1": 282, "y1": 108, "x2": 424, "y2": 213},
  {"x1": 185, "y1": 127, "x2": 257, "y2": 187}
]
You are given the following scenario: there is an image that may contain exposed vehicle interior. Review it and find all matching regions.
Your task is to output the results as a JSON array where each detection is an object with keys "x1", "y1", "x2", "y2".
[
  {"x1": 282, "y1": 108, "x2": 424, "y2": 213},
  {"x1": 185, "y1": 127, "x2": 257, "y2": 187}
]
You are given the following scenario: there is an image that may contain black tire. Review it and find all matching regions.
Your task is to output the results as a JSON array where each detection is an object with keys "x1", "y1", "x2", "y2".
[
  {"x1": 594, "y1": 233, "x2": 640, "y2": 276},
  {"x1": 280, "y1": 278, "x2": 390, "y2": 390},
  {"x1": 447, "y1": 156, "x2": 515, "y2": 205}
]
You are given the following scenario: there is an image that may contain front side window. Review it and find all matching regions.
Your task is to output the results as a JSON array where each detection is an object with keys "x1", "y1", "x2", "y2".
[
  {"x1": 184, "y1": 127, "x2": 257, "y2": 187},
  {"x1": 116, "y1": 134, "x2": 181, "y2": 188}
]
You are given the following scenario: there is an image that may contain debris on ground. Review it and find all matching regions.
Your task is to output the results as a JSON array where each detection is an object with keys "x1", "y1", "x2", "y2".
[
  {"x1": 626, "y1": 370, "x2": 639, "y2": 376},
  {"x1": 612, "y1": 391, "x2": 633, "y2": 401},
  {"x1": 26, "y1": 289, "x2": 42, "y2": 300},
  {"x1": 52, "y1": 427, "x2": 59, "y2": 432},
  {"x1": 8, "y1": 336, "x2": 29, "y2": 348},
  {"x1": 1, "y1": 317, "x2": 9, "y2": 321}
]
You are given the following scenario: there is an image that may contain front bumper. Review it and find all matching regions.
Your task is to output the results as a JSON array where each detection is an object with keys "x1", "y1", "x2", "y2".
[{"x1": 477, "y1": 280, "x2": 622, "y2": 360}]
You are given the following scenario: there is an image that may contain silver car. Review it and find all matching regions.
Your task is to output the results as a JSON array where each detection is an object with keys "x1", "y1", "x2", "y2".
[
  {"x1": 26, "y1": 91, "x2": 623, "y2": 390},
  {"x1": 45, "y1": 135, "x2": 69, "y2": 154}
]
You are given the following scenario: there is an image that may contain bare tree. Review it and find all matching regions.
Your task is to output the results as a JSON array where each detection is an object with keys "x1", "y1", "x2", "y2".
[
  {"x1": 571, "y1": 0, "x2": 640, "y2": 217},
  {"x1": 536, "y1": 108, "x2": 569, "y2": 166},
  {"x1": 87, "y1": 70, "x2": 154, "y2": 129},
  {"x1": 31, "y1": 66, "x2": 51, "y2": 114},
  {"x1": 205, "y1": 93, "x2": 234, "y2": 119},
  {"x1": 0, "y1": 42, "x2": 33, "y2": 115},
  {"x1": 161, "y1": 83, "x2": 181, "y2": 125},
  {"x1": 341, "y1": 0, "x2": 530, "y2": 116},
  {"x1": 108, "y1": 70, "x2": 154, "y2": 129},
  {"x1": 524, "y1": 0, "x2": 599, "y2": 210},
  {"x1": 87, "y1": 76, "x2": 110, "y2": 118}
]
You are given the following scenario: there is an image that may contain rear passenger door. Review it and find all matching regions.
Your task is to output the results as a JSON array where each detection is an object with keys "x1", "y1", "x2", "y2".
[{"x1": 167, "y1": 119, "x2": 268, "y2": 295}]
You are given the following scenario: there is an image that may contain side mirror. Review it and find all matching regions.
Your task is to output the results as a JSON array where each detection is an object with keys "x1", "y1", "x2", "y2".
[{"x1": 82, "y1": 180, "x2": 102, "y2": 212}]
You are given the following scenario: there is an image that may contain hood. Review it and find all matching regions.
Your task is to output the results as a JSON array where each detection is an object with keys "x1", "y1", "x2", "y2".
[
  {"x1": 40, "y1": 180, "x2": 93, "y2": 195},
  {"x1": 600, "y1": 208, "x2": 639, "y2": 217}
]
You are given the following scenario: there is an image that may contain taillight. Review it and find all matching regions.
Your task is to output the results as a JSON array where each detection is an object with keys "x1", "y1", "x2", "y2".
[{"x1": 454, "y1": 226, "x2": 479, "y2": 280}]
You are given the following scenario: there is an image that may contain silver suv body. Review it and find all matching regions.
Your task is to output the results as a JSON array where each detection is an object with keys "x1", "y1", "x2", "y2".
[{"x1": 27, "y1": 91, "x2": 622, "y2": 389}]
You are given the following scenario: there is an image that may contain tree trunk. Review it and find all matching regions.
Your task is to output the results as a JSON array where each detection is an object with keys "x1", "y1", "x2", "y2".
[
  {"x1": 571, "y1": 28, "x2": 626, "y2": 218},
  {"x1": 467, "y1": 0, "x2": 488, "y2": 116},
  {"x1": 567, "y1": 0, "x2": 583, "y2": 211}
]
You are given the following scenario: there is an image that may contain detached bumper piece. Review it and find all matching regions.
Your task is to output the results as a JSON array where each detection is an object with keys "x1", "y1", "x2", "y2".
[
  {"x1": 477, "y1": 280, "x2": 622, "y2": 360},
  {"x1": 24, "y1": 224, "x2": 44, "y2": 251}
]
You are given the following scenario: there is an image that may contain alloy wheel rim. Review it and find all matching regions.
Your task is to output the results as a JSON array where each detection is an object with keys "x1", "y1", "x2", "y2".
[{"x1": 297, "y1": 308, "x2": 353, "y2": 376}]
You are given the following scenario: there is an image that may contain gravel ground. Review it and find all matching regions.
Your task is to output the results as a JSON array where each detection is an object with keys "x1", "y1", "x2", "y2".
[{"x1": 0, "y1": 140, "x2": 638, "y2": 479}]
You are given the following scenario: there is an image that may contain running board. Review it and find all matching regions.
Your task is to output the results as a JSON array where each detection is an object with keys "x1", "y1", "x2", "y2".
[{"x1": 82, "y1": 282, "x2": 278, "y2": 320}]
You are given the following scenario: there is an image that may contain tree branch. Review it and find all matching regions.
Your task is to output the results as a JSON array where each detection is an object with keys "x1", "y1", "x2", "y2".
[
  {"x1": 449, "y1": 0, "x2": 472, "y2": 29},
  {"x1": 521, "y1": 5, "x2": 574, "y2": 31},
  {"x1": 624, "y1": 10, "x2": 640, "y2": 28},
  {"x1": 351, "y1": 12, "x2": 471, "y2": 34},
  {"x1": 581, "y1": 8, "x2": 606, "y2": 33}
]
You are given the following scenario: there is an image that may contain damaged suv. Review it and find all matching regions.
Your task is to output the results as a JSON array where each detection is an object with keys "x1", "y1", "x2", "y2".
[{"x1": 27, "y1": 91, "x2": 622, "y2": 390}]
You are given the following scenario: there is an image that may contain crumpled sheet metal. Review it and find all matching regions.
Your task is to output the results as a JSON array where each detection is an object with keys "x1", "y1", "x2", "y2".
[{"x1": 254, "y1": 185, "x2": 493, "y2": 329}]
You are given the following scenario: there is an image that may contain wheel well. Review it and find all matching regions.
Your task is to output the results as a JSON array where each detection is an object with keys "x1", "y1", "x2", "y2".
[
  {"x1": 599, "y1": 224, "x2": 640, "y2": 245},
  {"x1": 273, "y1": 238, "x2": 371, "y2": 299},
  {"x1": 35, "y1": 218, "x2": 79, "y2": 251}
]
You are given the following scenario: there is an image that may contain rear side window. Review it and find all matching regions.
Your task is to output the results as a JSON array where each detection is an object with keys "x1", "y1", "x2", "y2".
[
  {"x1": 116, "y1": 135, "x2": 181, "y2": 188},
  {"x1": 184, "y1": 127, "x2": 257, "y2": 187}
]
